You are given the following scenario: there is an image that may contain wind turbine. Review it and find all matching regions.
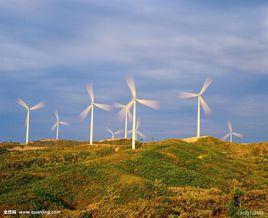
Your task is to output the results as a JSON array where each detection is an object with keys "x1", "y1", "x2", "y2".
[
  {"x1": 128, "y1": 118, "x2": 145, "y2": 140},
  {"x1": 178, "y1": 78, "x2": 212, "y2": 138},
  {"x1": 17, "y1": 98, "x2": 45, "y2": 144},
  {"x1": 106, "y1": 127, "x2": 122, "y2": 139},
  {"x1": 52, "y1": 111, "x2": 69, "y2": 140},
  {"x1": 223, "y1": 121, "x2": 243, "y2": 143},
  {"x1": 80, "y1": 84, "x2": 111, "y2": 145},
  {"x1": 114, "y1": 102, "x2": 132, "y2": 139},
  {"x1": 126, "y1": 76, "x2": 159, "y2": 149}
]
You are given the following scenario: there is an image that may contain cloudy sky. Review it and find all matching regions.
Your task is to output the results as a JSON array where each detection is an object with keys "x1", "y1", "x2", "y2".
[{"x1": 1, "y1": 0, "x2": 268, "y2": 142}]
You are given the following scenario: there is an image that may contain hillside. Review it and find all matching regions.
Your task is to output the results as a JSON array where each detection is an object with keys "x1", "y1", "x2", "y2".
[{"x1": 0, "y1": 138, "x2": 267, "y2": 217}]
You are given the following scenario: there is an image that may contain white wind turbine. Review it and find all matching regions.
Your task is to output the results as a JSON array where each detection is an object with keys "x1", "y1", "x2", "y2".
[
  {"x1": 178, "y1": 78, "x2": 212, "y2": 138},
  {"x1": 106, "y1": 127, "x2": 122, "y2": 139},
  {"x1": 114, "y1": 102, "x2": 132, "y2": 139},
  {"x1": 126, "y1": 76, "x2": 159, "y2": 149},
  {"x1": 80, "y1": 84, "x2": 111, "y2": 145},
  {"x1": 223, "y1": 121, "x2": 243, "y2": 143},
  {"x1": 128, "y1": 118, "x2": 145, "y2": 140},
  {"x1": 52, "y1": 111, "x2": 69, "y2": 140},
  {"x1": 17, "y1": 98, "x2": 45, "y2": 144}
]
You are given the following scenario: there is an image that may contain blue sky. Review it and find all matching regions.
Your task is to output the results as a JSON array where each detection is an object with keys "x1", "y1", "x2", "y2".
[{"x1": 1, "y1": 0, "x2": 268, "y2": 142}]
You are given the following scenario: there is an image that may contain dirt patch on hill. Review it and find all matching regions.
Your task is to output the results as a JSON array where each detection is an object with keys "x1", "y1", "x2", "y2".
[
  {"x1": 181, "y1": 136, "x2": 209, "y2": 143},
  {"x1": 8, "y1": 146, "x2": 47, "y2": 151}
]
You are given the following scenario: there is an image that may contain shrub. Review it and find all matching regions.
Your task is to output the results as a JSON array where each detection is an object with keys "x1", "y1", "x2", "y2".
[
  {"x1": 0, "y1": 147, "x2": 8, "y2": 155},
  {"x1": 228, "y1": 188, "x2": 243, "y2": 217}
]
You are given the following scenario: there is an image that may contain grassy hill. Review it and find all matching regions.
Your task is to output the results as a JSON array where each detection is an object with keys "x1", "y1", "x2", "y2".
[{"x1": 0, "y1": 138, "x2": 267, "y2": 217}]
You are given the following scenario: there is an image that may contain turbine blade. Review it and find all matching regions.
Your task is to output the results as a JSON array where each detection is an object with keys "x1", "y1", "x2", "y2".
[
  {"x1": 86, "y1": 84, "x2": 94, "y2": 102},
  {"x1": 59, "y1": 121, "x2": 69, "y2": 125},
  {"x1": 124, "y1": 100, "x2": 134, "y2": 120},
  {"x1": 117, "y1": 107, "x2": 126, "y2": 121},
  {"x1": 200, "y1": 96, "x2": 211, "y2": 115},
  {"x1": 30, "y1": 102, "x2": 45, "y2": 110},
  {"x1": 137, "y1": 99, "x2": 160, "y2": 109},
  {"x1": 199, "y1": 77, "x2": 212, "y2": 95},
  {"x1": 116, "y1": 101, "x2": 133, "y2": 120},
  {"x1": 17, "y1": 98, "x2": 29, "y2": 109},
  {"x1": 227, "y1": 121, "x2": 232, "y2": 132},
  {"x1": 233, "y1": 132, "x2": 243, "y2": 138},
  {"x1": 137, "y1": 130, "x2": 145, "y2": 138},
  {"x1": 126, "y1": 76, "x2": 136, "y2": 98},
  {"x1": 55, "y1": 111, "x2": 59, "y2": 121},
  {"x1": 80, "y1": 105, "x2": 92, "y2": 119},
  {"x1": 115, "y1": 130, "x2": 122, "y2": 135},
  {"x1": 223, "y1": 133, "x2": 230, "y2": 141},
  {"x1": 127, "y1": 109, "x2": 132, "y2": 121},
  {"x1": 114, "y1": 103, "x2": 125, "y2": 108},
  {"x1": 177, "y1": 92, "x2": 197, "y2": 99},
  {"x1": 51, "y1": 122, "x2": 57, "y2": 130},
  {"x1": 126, "y1": 100, "x2": 134, "y2": 108},
  {"x1": 94, "y1": 103, "x2": 111, "y2": 111},
  {"x1": 136, "y1": 118, "x2": 141, "y2": 130},
  {"x1": 106, "y1": 127, "x2": 114, "y2": 134}
]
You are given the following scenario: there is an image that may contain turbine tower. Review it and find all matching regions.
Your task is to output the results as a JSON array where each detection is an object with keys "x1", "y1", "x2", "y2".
[
  {"x1": 178, "y1": 78, "x2": 212, "y2": 138},
  {"x1": 114, "y1": 102, "x2": 132, "y2": 139},
  {"x1": 126, "y1": 76, "x2": 159, "y2": 149},
  {"x1": 106, "y1": 127, "x2": 122, "y2": 139},
  {"x1": 52, "y1": 111, "x2": 69, "y2": 140},
  {"x1": 223, "y1": 121, "x2": 243, "y2": 143},
  {"x1": 17, "y1": 98, "x2": 45, "y2": 144},
  {"x1": 80, "y1": 84, "x2": 111, "y2": 145}
]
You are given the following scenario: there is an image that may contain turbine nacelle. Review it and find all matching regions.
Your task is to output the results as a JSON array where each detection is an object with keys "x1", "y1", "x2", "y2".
[
  {"x1": 223, "y1": 121, "x2": 243, "y2": 142},
  {"x1": 114, "y1": 102, "x2": 133, "y2": 121},
  {"x1": 126, "y1": 76, "x2": 159, "y2": 149},
  {"x1": 136, "y1": 118, "x2": 145, "y2": 138},
  {"x1": 52, "y1": 111, "x2": 69, "y2": 130},
  {"x1": 17, "y1": 98, "x2": 45, "y2": 144},
  {"x1": 126, "y1": 76, "x2": 160, "y2": 110},
  {"x1": 80, "y1": 84, "x2": 111, "y2": 145},
  {"x1": 128, "y1": 119, "x2": 145, "y2": 138},
  {"x1": 106, "y1": 127, "x2": 122, "y2": 139},
  {"x1": 114, "y1": 102, "x2": 133, "y2": 139},
  {"x1": 178, "y1": 78, "x2": 212, "y2": 115},
  {"x1": 178, "y1": 78, "x2": 212, "y2": 138},
  {"x1": 17, "y1": 98, "x2": 45, "y2": 112},
  {"x1": 80, "y1": 84, "x2": 112, "y2": 120}
]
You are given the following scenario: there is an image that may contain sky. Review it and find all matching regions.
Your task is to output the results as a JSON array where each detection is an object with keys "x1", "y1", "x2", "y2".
[{"x1": 1, "y1": 0, "x2": 268, "y2": 143}]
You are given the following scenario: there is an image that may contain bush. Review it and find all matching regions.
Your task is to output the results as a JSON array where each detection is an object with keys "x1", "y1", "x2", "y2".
[
  {"x1": 0, "y1": 147, "x2": 8, "y2": 155},
  {"x1": 228, "y1": 188, "x2": 243, "y2": 217}
]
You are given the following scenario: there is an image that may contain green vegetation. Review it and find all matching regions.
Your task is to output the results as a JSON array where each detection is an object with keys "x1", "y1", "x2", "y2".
[{"x1": 0, "y1": 137, "x2": 267, "y2": 217}]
